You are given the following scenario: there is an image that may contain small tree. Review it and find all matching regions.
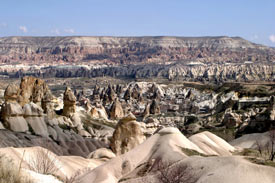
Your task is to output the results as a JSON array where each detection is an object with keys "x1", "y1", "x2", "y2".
[
  {"x1": 27, "y1": 147, "x2": 59, "y2": 175},
  {"x1": 255, "y1": 130, "x2": 275, "y2": 161},
  {"x1": 255, "y1": 140, "x2": 263, "y2": 156},
  {"x1": 268, "y1": 130, "x2": 275, "y2": 161},
  {"x1": 155, "y1": 159, "x2": 196, "y2": 183}
]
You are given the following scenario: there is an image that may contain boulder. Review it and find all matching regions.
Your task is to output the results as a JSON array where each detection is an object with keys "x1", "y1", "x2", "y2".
[
  {"x1": 110, "y1": 113, "x2": 146, "y2": 155},
  {"x1": 3, "y1": 116, "x2": 29, "y2": 132},
  {"x1": 23, "y1": 102, "x2": 44, "y2": 116},
  {"x1": 4, "y1": 84, "x2": 19, "y2": 102},
  {"x1": 23, "y1": 103, "x2": 48, "y2": 137},
  {"x1": 2, "y1": 101, "x2": 25, "y2": 115},
  {"x1": 1, "y1": 101, "x2": 29, "y2": 132},
  {"x1": 25, "y1": 116, "x2": 48, "y2": 137}
]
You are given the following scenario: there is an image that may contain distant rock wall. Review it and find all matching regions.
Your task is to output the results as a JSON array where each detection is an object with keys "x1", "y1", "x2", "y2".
[
  {"x1": 0, "y1": 36, "x2": 274, "y2": 64},
  {"x1": 6, "y1": 62, "x2": 274, "y2": 83}
]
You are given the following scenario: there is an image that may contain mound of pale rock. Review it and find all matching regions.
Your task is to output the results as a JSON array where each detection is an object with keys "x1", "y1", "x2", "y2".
[
  {"x1": 230, "y1": 131, "x2": 272, "y2": 150},
  {"x1": 123, "y1": 156, "x2": 275, "y2": 183},
  {"x1": 77, "y1": 128, "x2": 237, "y2": 183},
  {"x1": 189, "y1": 131, "x2": 235, "y2": 156}
]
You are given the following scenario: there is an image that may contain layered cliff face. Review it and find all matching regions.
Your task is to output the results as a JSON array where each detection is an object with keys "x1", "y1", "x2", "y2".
[
  {"x1": 0, "y1": 36, "x2": 274, "y2": 63},
  {"x1": 4, "y1": 62, "x2": 274, "y2": 83}
]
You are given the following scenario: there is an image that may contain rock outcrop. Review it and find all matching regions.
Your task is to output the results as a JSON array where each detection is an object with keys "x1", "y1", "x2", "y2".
[
  {"x1": 1, "y1": 77, "x2": 57, "y2": 134},
  {"x1": 150, "y1": 99, "x2": 161, "y2": 115},
  {"x1": 18, "y1": 76, "x2": 52, "y2": 107},
  {"x1": 110, "y1": 113, "x2": 146, "y2": 155},
  {"x1": 62, "y1": 87, "x2": 76, "y2": 117},
  {"x1": 109, "y1": 99, "x2": 124, "y2": 120},
  {"x1": 4, "y1": 83, "x2": 19, "y2": 102},
  {"x1": 1, "y1": 100, "x2": 29, "y2": 132},
  {"x1": 42, "y1": 91, "x2": 55, "y2": 118},
  {"x1": 1, "y1": 84, "x2": 29, "y2": 132},
  {"x1": 90, "y1": 106, "x2": 108, "y2": 120}
]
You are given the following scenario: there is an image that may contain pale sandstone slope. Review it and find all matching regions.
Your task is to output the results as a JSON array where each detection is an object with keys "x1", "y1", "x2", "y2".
[{"x1": 77, "y1": 127, "x2": 236, "y2": 183}]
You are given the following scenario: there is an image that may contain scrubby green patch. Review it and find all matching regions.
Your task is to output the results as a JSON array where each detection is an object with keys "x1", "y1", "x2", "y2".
[
  {"x1": 27, "y1": 124, "x2": 35, "y2": 135},
  {"x1": 118, "y1": 177, "x2": 132, "y2": 182},
  {"x1": 211, "y1": 111, "x2": 225, "y2": 123},
  {"x1": 136, "y1": 162, "x2": 152, "y2": 177},
  {"x1": 178, "y1": 147, "x2": 209, "y2": 157},
  {"x1": 234, "y1": 148, "x2": 275, "y2": 168},
  {"x1": 233, "y1": 148, "x2": 260, "y2": 157},
  {"x1": 246, "y1": 157, "x2": 275, "y2": 168}
]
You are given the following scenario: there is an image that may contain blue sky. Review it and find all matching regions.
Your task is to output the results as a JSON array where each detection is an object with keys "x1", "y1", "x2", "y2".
[{"x1": 0, "y1": 0, "x2": 274, "y2": 46}]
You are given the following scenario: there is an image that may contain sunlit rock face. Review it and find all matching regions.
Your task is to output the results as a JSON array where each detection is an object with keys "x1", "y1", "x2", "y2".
[
  {"x1": 110, "y1": 113, "x2": 146, "y2": 155},
  {"x1": 62, "y1": 87, "x2": 76, "y2": 117},
  {"x1": 109, "y1": 98, "x2": 124, "y2": 120},
  {"x1": 17, "y1": 76, "x2": 52, "y2": 107}
]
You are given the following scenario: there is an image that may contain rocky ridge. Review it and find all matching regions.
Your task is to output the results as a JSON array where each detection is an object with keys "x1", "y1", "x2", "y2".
[{"x1": 0, "y1": 36, "x2": 274, "y2": 64}]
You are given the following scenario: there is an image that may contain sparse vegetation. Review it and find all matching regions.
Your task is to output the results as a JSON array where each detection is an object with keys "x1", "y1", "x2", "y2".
[
  {"x1": 246, "y1": 157, "x2": 275, "y2": 168},
  {"x1": 27, "y1": 148, "x2": 60, "y2": 176},
  {"x1": 155, "y1": 159, "x2": 197, "y2": 183},
  {"x1": 179, "y1": 147, "x2": 208, "y2": 157},
  {"x1": 255, "y1": 130, "x2": 275, "y2": 161},
  {"x1": 0, "y1": 154, "x2": 32, "y2": 183}
]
